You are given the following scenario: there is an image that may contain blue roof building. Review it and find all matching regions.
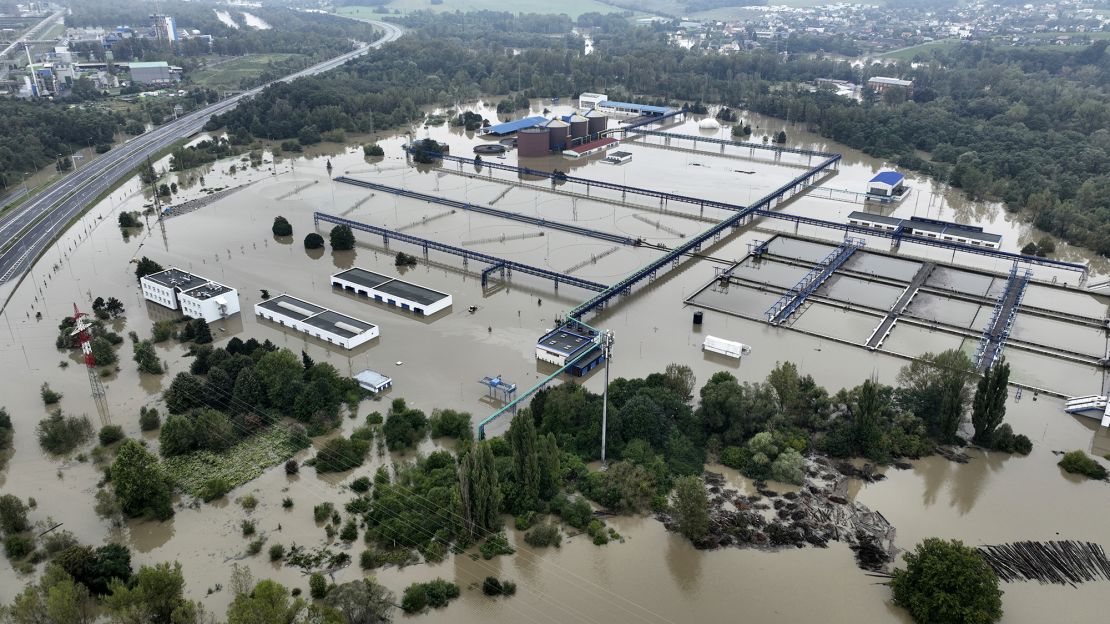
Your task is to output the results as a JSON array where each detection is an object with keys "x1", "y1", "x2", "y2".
[
  {"x1": 482, "y1": 116, "x2": 547, "y2": 136},
  {"x1": 867, "y1": 171, "x2": 906, "y2": 198}
]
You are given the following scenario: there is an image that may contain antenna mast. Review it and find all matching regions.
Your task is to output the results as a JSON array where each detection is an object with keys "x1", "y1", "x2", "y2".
[{"x1": 71, "y1": 303, "x2": 111, "y2": 426}]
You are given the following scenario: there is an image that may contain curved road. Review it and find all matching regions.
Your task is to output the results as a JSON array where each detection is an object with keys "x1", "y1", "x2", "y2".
[{"x1": 0, "y1": 19, "x2": 403, "y2": 305}]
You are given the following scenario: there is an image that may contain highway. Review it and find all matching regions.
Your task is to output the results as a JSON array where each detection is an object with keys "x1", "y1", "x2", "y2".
[{"x1": 0, "y1": 19, "x2": 403, "y2": 305}]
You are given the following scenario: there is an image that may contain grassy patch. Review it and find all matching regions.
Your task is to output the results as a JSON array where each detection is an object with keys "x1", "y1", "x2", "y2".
[
  {"x1": 163, "y1": 427, "x2": 302, "y2": 496},
  {"x1": 338, "y1": 0, "x2": 618, "y2": 18},
  {"x1": 189, "y1": 54, "x2": 306, "y2": 91},
  {"x1": 879, "y1": 39, "x2": 962, "y2": 61}
]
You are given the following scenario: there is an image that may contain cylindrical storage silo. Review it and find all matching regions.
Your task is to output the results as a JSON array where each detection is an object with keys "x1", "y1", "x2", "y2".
[
  {"x1": 543, "y1": 119, "x2": 570, "y2": 152},
  {"x1": 517, "y1": 127, "x2": 550, "y2": 157},
  {"x1": 567, "y1": 113, "x2": 589, "y2": 141},
  {"x1": 585, "y1": 109, "x2": 607, "y2": 136}
]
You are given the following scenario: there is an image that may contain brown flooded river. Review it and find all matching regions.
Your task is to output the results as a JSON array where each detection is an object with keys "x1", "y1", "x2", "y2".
[{"x1": 0, "y1": 100, "x2": 1108, "y2": 622}]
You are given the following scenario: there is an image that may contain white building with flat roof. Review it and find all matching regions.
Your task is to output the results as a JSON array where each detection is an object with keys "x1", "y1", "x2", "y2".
[
  {"x1": 331, "y1": 268, "x2": 452, "y2": 317},
  {"x1": 141, "y1": 268, "x2": 240, "y2": 322},
  {"x1": 255, "y1": 294, "x2": 378, "y2": 350}
]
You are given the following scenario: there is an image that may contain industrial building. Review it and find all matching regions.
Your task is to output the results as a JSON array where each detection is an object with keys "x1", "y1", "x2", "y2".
[
  {"x1": 128, "y1": 61, "x2": 178, "y2": 84},
  {"x1": 355, "y1": 369, "x2": 393, "y2": 394},
  {"x1": 140, "y1": 268, "x2": 240, "y2": 322},
  {"x1": 847, "y1": 212, "x2": 1002, "y2": 249},
  {"x1": 331, "y1": 267, "x2": 452, "y2": 316},
  {"x1": 151, "y1": 14, "x2": 178, "y2": 42},
  {"x1": 867, "y1": 76, "x2": 913, "y2": 96},
  {"x1": 255, "y1": 294, "x2": 379, "y2": 350},
  {"x1": 535, "y1": 320, "x2": 605, "y2": 376},
  {"x1": 866, "y1": 171, "x2": 907, "y2": 199},
  {"x1": 563, "y1": 137, "x2": 618, "y2": 159}
]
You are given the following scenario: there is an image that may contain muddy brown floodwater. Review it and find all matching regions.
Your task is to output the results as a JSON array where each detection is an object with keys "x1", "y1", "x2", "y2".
[{"x1": 1, "y1": 100, "x2": 1108, "y2": 622}]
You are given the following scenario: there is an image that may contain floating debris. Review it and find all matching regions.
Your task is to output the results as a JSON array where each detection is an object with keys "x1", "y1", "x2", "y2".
[{"x1": 978, "y1": 541, "x2": 1110, "y2": 586}]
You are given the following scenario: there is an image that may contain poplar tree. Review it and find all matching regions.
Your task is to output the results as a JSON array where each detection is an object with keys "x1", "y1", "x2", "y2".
[
  {"x1": 458, "y1": 442, "x2": 501, "y2": 539},
  {"x1": 508, "y1": 412, "x2": 540, "y2": 509},
  {"x1": 971, "y1": 361, "x2": 1010, "y2": 447}
]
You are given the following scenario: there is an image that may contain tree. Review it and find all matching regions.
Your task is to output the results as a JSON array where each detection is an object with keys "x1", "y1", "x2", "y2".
[
  {"x1": 0, "y1": 493, "x2": 29, "y2": 533},
  {"x1": 971, "y1": 361, "x2": 1010, "y2": 447},
  {"x1": 272, "y1": 216, "x2": 293, "y2": 237},
  {"x1": 304, "y1": 232, "x2": 324, "y2": 249},
  {"x1": 254, "y1": 350, "x2": 303, "y2": 407},
  {"x1": 536, "y1": 432, "x2": 561, "y2": 500},
  {"x1": 382, "y1": 399, "x2": 427, "y2": 451},
  {"x1": 671, "y1": 475, "x2": 709, "y2": 541},
  {"x1": 89, "y1": 336, "x2": 117, "y2": 366},
  {"x1": 2, "y1": 564, "x2": 96, "y2": 624},
  {"x1": 111, "y1": 439, "x2": 174, "y2": 520},
  {"x1": 897, "y1": 350, "x2": 975, "y2": 443},
  {"x1": 330, "y1": 224, "x2": 355, "y2": 250},
  {"x1": 662, "y1": 363, "x2": 696, "y2": 401},
  {"x1": 192, "y1": 319, "x2": 212, "y2": 345},
  {"x1": 37, "y1": 411, "x2": 92, "y2": 454},
  {"x1": 227, "y1": 579, "x2": 304, "y2": 624},
  {"x1": 428, "y1": 409, "x2": 473, "y2": 440},
  {"x1": 192, "y1": 409, "x2": 235, "y2": 452},
  {"x1": 105, "y1": 297, "x2": 125, "y2": 318},
  {"x1": 890, "y1": 538, "x2": 1003, "y2": 624},
  {"x1": 133, "y1": 340, "x2": 163, "y2": 374},
  {"x1": 134, "y1": 257, "x2": 164, "y2": 280},
  {"x1": 159, "y1": 415, "x2": 197, "y2": 456},
  {"x1": 231, "y1": 367, "x2": 266, "y2": 414},
  {"x1": 103, "y1": 562, "x2": 201, "y2": 624},
  {"x1": 309, "y1": 573, "x2": 327, "y2": 599},
  {"x1": 508, "y1": 411, "x2": 540, "y2": 510},
  {"x1": 165, "y1": 372, "x2": 205, "y2": 414},
  {"x1": 458, "y1": 441, "x2": 501, "y2": 539},
  {"x1": 322, "y1": 579, "x2": 395, "y2": 624}
]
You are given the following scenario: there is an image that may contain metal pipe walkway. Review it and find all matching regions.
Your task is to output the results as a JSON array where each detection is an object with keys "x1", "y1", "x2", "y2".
[
  {"x1": 619, "y1": 109, "x2": 686, "y2": 130},
  {"x1": 765, "y1": 237, "x2": 866, "y2": 325},
  {"x1": 751, "y1": 208, "x2": 1087, "y2": 274},
  {"x1": 865, "y1": 261, "x2": 935, "y2": 349},
  {"x1": 313, "y1": 212, "x2": 609, "y2": 294},
  {"x1": 335, "y1": 176, "x2": 636, "y2": 246},
  {"x1": 974, "y1": 264, "x2": 1032, "y2": 373},
  {"x1": 620, "y1": 127, "x2": 839, "y2": 159},
  {"x1": 566, "y1": 154, "x2": 843, "y2": 319}
]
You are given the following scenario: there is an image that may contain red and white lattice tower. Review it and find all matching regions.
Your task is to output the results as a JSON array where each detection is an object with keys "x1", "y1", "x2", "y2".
[{"x1": 71, "y1": 303, "x2": 111, "y2": 426}]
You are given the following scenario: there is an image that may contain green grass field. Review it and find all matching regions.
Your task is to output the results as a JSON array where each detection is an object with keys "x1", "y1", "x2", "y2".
[
  {"x1": 189, "y1": 54, "x2": 306, "y2": 90},
  {"x1": 338, "y1": 0, "x2": 620, "y2": 18},
  {"x1": 878, "y1": 39, "x2": 961, "y2": 61}
]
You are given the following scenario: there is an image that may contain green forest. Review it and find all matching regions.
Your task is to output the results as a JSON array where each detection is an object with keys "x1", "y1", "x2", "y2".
[{"x1": 206, "y1": 11, "x2": 1110, "y2": 255}]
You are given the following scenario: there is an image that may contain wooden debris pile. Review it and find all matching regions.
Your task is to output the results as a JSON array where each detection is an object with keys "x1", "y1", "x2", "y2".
[{"x1": 978, "y1": 541, "x2": 1110, "y2": 586}]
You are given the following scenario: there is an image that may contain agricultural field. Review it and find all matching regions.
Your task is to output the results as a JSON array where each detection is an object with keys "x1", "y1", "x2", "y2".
[{"x1": 188, "y1": 53, "x2": 306, "y2": 91}]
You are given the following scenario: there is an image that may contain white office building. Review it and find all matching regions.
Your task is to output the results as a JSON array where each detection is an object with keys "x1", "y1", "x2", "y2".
[
  {"x1": 140, "y1": 268, "x2": 240, "y2": 322},
  {"x1": 255, "y1": 294, "x2": 379, "y2": 350}
]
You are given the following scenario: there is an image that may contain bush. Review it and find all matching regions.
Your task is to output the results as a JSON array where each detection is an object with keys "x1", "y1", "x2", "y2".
[
  {"x1": 428, "y1": 409, "x2": 473, "y2": 440},
  {"x1": 479, "y1": 532, "x2": 515, "y2": 560},
  {"x1": 329, "y1": 224, "x2": 355, "y2": 250},
  {"x1": 340, "y1": 521, "x2": 358, "y2": 542},
  {"x1": 524, "y1": 523, "x2": 562, "y2": 548},
  {"x1": 1058, "y1": 450, "x2": 1108, "y2": 479},
  {"x1": 0, "y1": 494, "x2": 30, "y2": 533},
  {"x1": 272, "y1": 216, "x2": 293, "y2": 237},
  {"x1": 241, "y1": 520, "x2": 256, "y2": 537},
  {"x1": 363, "y1": 143, "x2": 384, "y2": 157},
  {"x1": 40, "y1": 383, "x2": 62, "y2": 405},
  {"x1": 552, "y1": 495, "x2": 593, "y2": 530},
  {"x1": 247, "y1": 538, "x2": 265, "y2": 555},
  {"x1": 382, "y1": 399, "x2": 427, "y2": 451},
  {"x1": 4, "y1": 534, "x2": 33, "y2": 560},
  {"x1": 139, "y1": 406, "x2": 160, "y2": 431},
  {"x1": 98, "y1": 425, "x2": 125, "y2": 446},
  {"x1": 309, "y1": 572, "x2": 327, "y2": 599},
  {"x1": 891, "y1": 538, "x2": 1002, "y2": 624},
  {"x1": 198, "y1": 477, "x2": 231, "y2": 502},
  {"x1": 37, "y1": 410, "x2": 93, "y2": 454},
  {"x1": 394, "y1": 252, "x2": 417, "y2": 267},
  {"x1": 303, "y1": 233, "x2": 325, "y2": 249},
  {"x1": 349, "y1": 476, "x2": 371, "y2": 493},
  {"x1": 481, "y1": 577, "x2": 502, "y2": 596},
  {"x1": 282, "y1": 497, "x2": 293, "y2": 509},
  {"x1": 240, "y1": 495, "x2": 258, "y2": 510},
  {"x1": 314, "y1": 436, "x2": 369, "y2": 472},
  {"x1": 989, "y1": 424, "x2": 1032, "y2": 455},
  {"x1": 402, "y1": 578, "x2": 459, "y2": 612},
  {"x1": 285, "y1": 459, "x2": 299, "y2": 475},
  {"x1": 269, "y1": 543, "x2": 285, "y2": 561},
  {"x1": 313, "y1": 502, "x2": 334, "y2": 523}
]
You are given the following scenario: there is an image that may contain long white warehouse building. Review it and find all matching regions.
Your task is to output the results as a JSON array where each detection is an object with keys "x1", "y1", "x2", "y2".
[
  {"x1": 254, "y1": 294, "x2": 379, "y2": 350},
  {"x1": 140, "y1": 267, "x2": 240, "y2": 323},
  {"x1": 331, "y1": 268, "x2": 452, "y2": 317}
]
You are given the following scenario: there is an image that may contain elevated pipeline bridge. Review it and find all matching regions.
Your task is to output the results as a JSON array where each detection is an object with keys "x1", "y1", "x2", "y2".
[
  {"x1": 619, "y1": 127, "x2": 840, "y2": 161},
  {"x1": 765, "y1": 237, "x2": 866, "y2": 325},
  {"x1": 567, "y1": 155, "x2": 842, "y2": 319},
  {"x1": 335, "y1": 176, "x2": 636, "y2": 246},
  {"x1": 313, "y1": 212, "x2": 609, "y2": 294},
  {"x1": 974, "y1": 264, "x2": 1032, "y2": 373},
  {"x1": 750, "y1": 208, "x2": 1088, "y2": 275},
  {"x1": 618, "y1": 108, "x2": 686, "y2": 130}
]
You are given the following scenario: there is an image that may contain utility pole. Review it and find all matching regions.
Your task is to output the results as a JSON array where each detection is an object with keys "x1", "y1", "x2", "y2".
[{"x1": 600, "y1": 329, "x2": 614, "y2": 466}]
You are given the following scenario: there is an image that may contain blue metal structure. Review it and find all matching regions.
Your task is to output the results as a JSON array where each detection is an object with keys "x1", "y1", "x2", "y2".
[
  {"x1": 480, "y1": 375, "x2": 518, "y2": 403},
  {"x1": 335, "y1": 177, "x2": 636, "y2": 246},
  {"x1": 314, "y1": 212, "x2": 609, "y2": 293},
  {"x1": 765, "y1": 237, "x2": 866, "y2": 325},
  {"x1": 482, "y1": 116, "x2": 547, "y2": 135},
  {"x1": 974, "y1": 264, "x2": 1032, "y2": 372},
  {"x1": 751, "y1": 208, "x2": 1087, "y2": 273}
]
